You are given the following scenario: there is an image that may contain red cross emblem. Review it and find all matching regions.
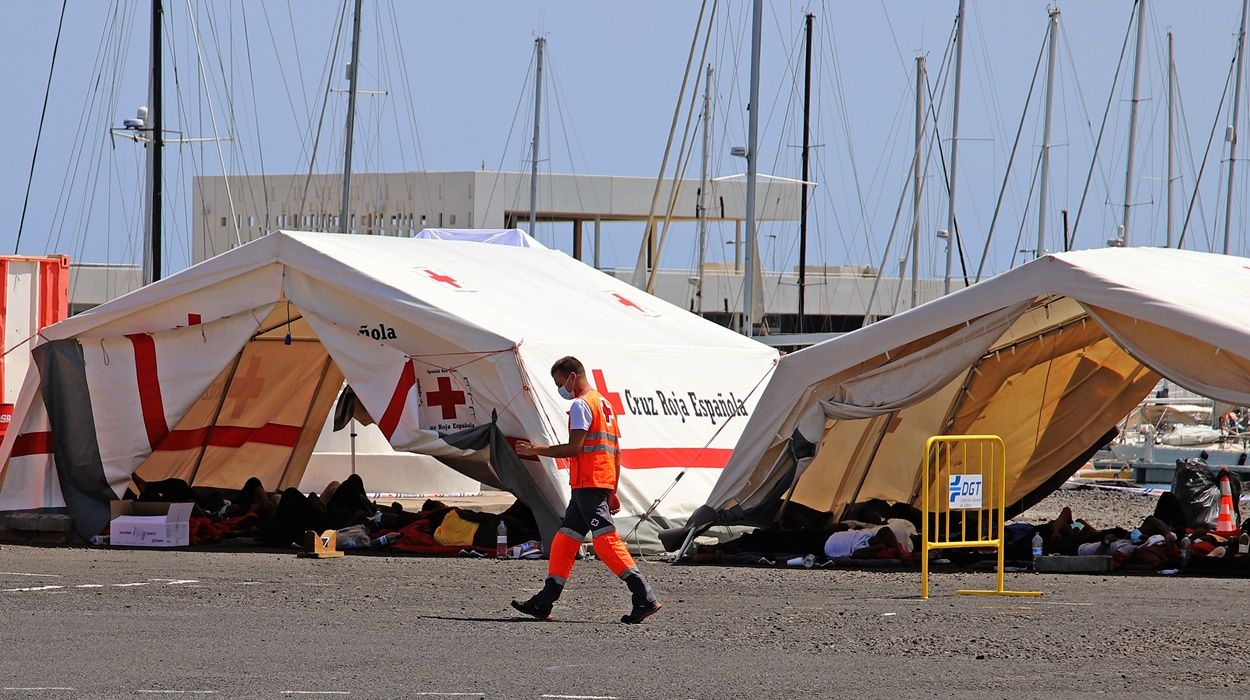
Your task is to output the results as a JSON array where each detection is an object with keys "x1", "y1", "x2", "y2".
[
  {"x1": 227, "y1": 356, "x2": 266, "y2": 419},
  {"x1": 425, "y1": 270, "x2": 461, "y2": 288},
  {"x1": 612, "y1": 292, "x2": 644, "y2": 311},
  {"x1": 426, "y1": 376, "x2": 467, "y2": 419},
  {"x1": 591, "y1": 369, "x2": 625, "y2": 416}
]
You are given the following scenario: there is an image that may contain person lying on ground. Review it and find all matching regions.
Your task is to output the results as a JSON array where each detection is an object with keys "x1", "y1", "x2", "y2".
[{"x1": 824, "y1": 523, "x2": 907, "y2": 560}]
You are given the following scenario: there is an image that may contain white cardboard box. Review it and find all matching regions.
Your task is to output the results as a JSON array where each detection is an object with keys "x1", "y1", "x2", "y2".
[{"x1": 109, "y1": 502, "x2": 193, "y2": 547}]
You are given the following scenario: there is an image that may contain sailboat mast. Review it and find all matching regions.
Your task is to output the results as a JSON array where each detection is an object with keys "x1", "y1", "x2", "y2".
[
  {"x1": 1225, "y1": 0, "x2": 1249, "y2": 255},
  {"x1": 1167, "y1": 31, "x2": 1176, "y2": 248},
  {"x1": 339, "y1": 0, "x2": 364, "y2": 234},
  {"x1": 143, "y1": 0, "x2": 164, "y2": 285},
  {"x1": 529, "y1": 36, "x2": 546, "y2": 236},
  {"x1": 1037, "y1": 8, "x2": 1060, "y2": 260},
  {"x1": 798, "y1": 12, "x2": 813, "y2": 331},
  {"x1": 911, "y1": 55, "x2": 925, "y2": 310},
  {"x1": 943, "y1": 0, "x2": 966, "y2": 295},
  {"x1": 743, "y1": 0, "x2": 762, "y2": 336},
  {"x1": 1121, "y1": 0, "x2": 1147, "y2": 246},
  {"x1": 696, "y1": 64, "x2": 713, "y2": 315}
]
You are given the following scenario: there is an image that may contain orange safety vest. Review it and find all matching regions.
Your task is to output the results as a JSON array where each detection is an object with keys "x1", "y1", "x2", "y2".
[{"x1": 569, "y1": 389, "x2": 621, "y2": 490}]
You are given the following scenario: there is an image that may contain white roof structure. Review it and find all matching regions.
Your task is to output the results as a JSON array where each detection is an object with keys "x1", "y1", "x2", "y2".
[
  {"x1": 670, "y1": 247, "x2": 1250, "y2": 545},
  {"x1": 413, "y1": 228, "x2": 548, "y2": 248},
  {"x1": 0, "y1": 231, "x2": 778, "y2": 548}
]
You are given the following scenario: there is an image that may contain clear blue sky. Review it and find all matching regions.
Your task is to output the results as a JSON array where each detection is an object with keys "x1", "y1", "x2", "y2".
[{"x1": 2, "y1": 1, "x2": 1246, "y2": 286}]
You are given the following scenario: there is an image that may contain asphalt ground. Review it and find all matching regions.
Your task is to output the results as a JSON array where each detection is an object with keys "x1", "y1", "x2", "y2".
[{"x1": 2, "y1": 544, "x2": 1248, "y2": 699}]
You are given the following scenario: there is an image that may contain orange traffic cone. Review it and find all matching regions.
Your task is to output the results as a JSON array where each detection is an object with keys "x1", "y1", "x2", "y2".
[{"x1": 1214, "y1": 467, "x2": 1241, "y2": 537}]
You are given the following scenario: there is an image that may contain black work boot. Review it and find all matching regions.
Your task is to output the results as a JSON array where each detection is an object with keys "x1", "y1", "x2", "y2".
[
  {"x1": 511, "y1": 576, "x2": 563, "y2": 620},
  {"x1": 621, "y1": 572, "x2": 661, "y2": 624}
]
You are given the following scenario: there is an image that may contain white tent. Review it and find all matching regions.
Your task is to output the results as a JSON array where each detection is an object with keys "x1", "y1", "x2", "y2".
[
  {"x1": 0, "y1": 231, "x2": 777, "y2": 548},
  {"x1": 667, "y1": 247, "x2": 1250, "y2": 547},
  {"x1": 413, "y1": 228, "x2": 548, "y2": 248}
]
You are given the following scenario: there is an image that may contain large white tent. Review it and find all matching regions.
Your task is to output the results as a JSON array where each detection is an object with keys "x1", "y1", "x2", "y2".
[
  {"x1": 665, "y1": 247, "x2": 1250, "y2": 548},
  {"x1": 0, "y1": 230, "x2": 777, "y2": 548}
]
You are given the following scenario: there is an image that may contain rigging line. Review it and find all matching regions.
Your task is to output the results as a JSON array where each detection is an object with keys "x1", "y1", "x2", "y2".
[
  {"x1": 59, "y1": 0, "x2": 132, "y2": 260},
  {"x1": 1058, "y1": 19, "x2": 1117, "y2": 233},
  {"x1": 865, "y1": 39, "x2": 956, "y2": 318},
  {"x1": 822, "y1": 11, "x2": 874, "y2": 266},
  {"x1": 15, "y1": 0, "x2": 68, "y2": 255},
  {"x1": 648, "y1": 0, "x2": 720, "y2": 292},
  {"x1": 1008, "y1": 150, "x2": 1043, "y2": 270},
  {"x1": 1174, "y1": 61, "x2": 1213, "y2": 244},
  {"x1": 185, "y1": 0, "x2": 241, "y2": 246},
  {"x1": 386, "y1": 0, "x2": 434, "y2": 220},
  {"x1": 47, "y1": 0, "x2": 121, "y2": 255},
  {"x1": 975, "y1": 21, "x2": 1048, "y2": 282},
  {"x1": 295, "y1": 0, "x2": 349, "y2": 226},
  {"x1": 482, "y1": 49, "x2": 536, "y2": 226},
  {"x1": 240, "y1": 3, "x2": 271, "y2": 231},
  {"x1": 259, "y1": 1, "x2": 306, "y2": 140},
  {"x1": 1068, "y1": 7, "x2": 1136, "y2": 248},
  {"x1": 878, "y1": 0, "x2": 911, "y2": 82},
  {"x1": 1178, "y1": 52, "x2": 1235, "y2": 249},
  {"x1": 203, "y1": 4, "x2": 262, "y2": 235},
  {"x1": 632, "y1": 0, "x2": 711, "y2": 283},
  {"x1": 545, "y1": 54, "x2": 588, "y2": 218},
  {"x1": 922, "y1": 18, "x2": 970, "y2": 285}
]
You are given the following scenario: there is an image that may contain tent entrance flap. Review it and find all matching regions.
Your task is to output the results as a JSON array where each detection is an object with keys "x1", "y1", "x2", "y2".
[{"x1": 134, "y1": 302, "x2": 344, "y2": 492}]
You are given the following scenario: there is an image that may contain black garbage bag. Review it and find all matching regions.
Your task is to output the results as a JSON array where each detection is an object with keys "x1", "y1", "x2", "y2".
[{"x1": 1170, "y1": 459, "x2": 1241, "y2": 529}]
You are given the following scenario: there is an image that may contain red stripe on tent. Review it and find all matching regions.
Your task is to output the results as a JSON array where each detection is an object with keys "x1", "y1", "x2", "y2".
[
  {"x1": 11, "y1": 431, "x2": 53, "y2": 457},
  {"x1": 154, "y1": 423, "x2": 303, "y2": 451},
  {"x1": 127, "y1": 333, "x2": 169, "y2": 449},
  {"x1": 500, "y1": 436, "x2": 727, "y2": 470},
  {"x1": 377, "y1": 360, "x2": 416, "y2": 441},
  {"x1": 619, "y1": 447, "x2": 732, "y2": 469}
]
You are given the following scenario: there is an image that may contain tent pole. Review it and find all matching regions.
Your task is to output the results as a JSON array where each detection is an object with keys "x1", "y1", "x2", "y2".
[
  {"x1": 277, "y1": 355, "x2": 336, "y2": 489},
  {"x1": 185, "y1": 351, "x2": 245, "y2": 486},
  {"x1": 350, "y1": 420, "x2": 357, "y2": 476}
]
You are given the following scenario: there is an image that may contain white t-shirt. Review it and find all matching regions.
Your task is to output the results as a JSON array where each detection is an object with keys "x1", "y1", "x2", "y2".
[
  {"x1": 823, "y1": 528, "x2": 877, "y2": 558},
  {"x1": 568, "y1": 398, "x2": 593, "y2": 431}
]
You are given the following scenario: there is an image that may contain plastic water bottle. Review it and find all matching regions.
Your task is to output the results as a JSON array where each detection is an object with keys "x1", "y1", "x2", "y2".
[
  {"x1": 509, "y1": 541, "x2": 534, "y2": 558},
  {"x1": 1240, "y1": 533, "x2": 1250, "y2": 555},
  {"x1": 89, "y1": 535, "x2": 108, "y2": 546},
  {"x1": 1180, "y1": 536, "x2": 1191, "y2": 566},
  {"x1": 374, "y1": 532, "x2": 401, "y2": 547},
  {"x1": 496, "y1": 520, "x2": 508, "y2": 559},
  {"x1": 1031, "y1": 532, "x2": 1044, "y2": 559}
]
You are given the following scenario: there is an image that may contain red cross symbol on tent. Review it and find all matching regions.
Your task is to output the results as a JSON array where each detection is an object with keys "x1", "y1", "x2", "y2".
[
  {"x1": 426, "y1": 376, "x2": 467, "y2": 419},
  {"x1": 612, "y1": 292, "x2": 644, "y2": 312},
  {"x1": 227, "y1": 356, "x2": 266, "y2": 419},
  {"x1": 591, "y1": 369, "x2": 625, "y2": 416},
  {"x1": 425, "y1": 269, "x2": 461, "y2": 288}
]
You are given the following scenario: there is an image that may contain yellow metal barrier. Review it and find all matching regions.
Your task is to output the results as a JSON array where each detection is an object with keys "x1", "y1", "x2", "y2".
[{"x1": 920, "y1": 435, "x2": 1041, "y2": 599}]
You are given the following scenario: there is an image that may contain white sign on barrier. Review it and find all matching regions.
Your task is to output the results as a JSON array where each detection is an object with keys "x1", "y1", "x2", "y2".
[{"x1": 948, "y1": 474, "x2": 983, "y2": 509}]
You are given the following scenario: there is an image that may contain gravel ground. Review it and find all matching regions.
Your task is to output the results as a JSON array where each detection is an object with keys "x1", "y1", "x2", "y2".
[{"x1": 2, "y1": 532, "x2": 1249, "y2": 699}]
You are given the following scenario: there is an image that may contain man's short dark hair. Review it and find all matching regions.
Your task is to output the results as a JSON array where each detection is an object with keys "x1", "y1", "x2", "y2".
[{"x1": 551, "y1": 356, "x2": 585, "y2": 377}]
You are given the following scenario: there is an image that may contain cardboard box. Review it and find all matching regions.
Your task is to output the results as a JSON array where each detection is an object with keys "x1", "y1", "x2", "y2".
[{"x1": 109, "y1": 502, "x2": 193, "y2": 548}]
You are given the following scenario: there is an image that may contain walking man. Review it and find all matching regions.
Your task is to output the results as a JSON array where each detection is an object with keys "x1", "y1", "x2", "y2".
[{"x1": 512, "y1": 356, "x2": 661, "y2": 624}]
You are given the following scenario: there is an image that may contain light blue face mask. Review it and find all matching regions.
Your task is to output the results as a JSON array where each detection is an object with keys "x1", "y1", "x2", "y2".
[{"x1": 558, "y1": 374, "x2": 576, "y2": 400}]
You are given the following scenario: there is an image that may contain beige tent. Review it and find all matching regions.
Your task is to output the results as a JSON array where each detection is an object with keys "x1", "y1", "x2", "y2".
[{"x1": 663, "y1": 247, "x2": 1250, "y2": 548}]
